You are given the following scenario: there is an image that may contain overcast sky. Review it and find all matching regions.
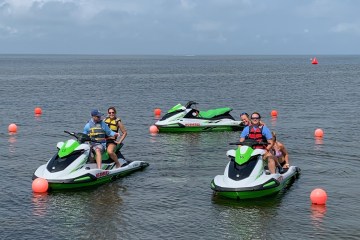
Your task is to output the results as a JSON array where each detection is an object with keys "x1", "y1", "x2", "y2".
[{"x1": 1, "y1": 0, "x2": 360, "y2": 55}]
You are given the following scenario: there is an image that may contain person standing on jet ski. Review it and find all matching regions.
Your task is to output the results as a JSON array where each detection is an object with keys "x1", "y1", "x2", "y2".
[
  {"x1": 83, "y1": 109, "x2": 119, "y2": 169},
  {"x1": 239, "y1": 112, "x2": 276, "y2": 174}
]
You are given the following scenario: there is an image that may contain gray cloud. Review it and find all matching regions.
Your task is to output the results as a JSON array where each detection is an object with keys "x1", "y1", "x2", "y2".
[{"x1": 1, "y1": 0, "x2": 360, "y2": 54}]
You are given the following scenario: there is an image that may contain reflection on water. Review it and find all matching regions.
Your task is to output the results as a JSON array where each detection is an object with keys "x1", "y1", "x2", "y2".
[
  {"x1": 32, "y1": 193, "x2": 49, "y2": 217},
  {"x1": 8, "y1": 134, "x2": 17, "y2": 154},
  {"x1": 212, "y1": 194, "x2": 282, "y2": 239},
  {"x1": 314, "y1": 137, "x2": 324, "y2": 151},
  {"x1": 270, "y1": 116, "x2": 277, "y2": 128},
  {"x1": 311, "y1": 204, "x2": 327, "y2": 230},
  {"x1": 315, "y1": 137, "x2": 324, "y2": 145}
]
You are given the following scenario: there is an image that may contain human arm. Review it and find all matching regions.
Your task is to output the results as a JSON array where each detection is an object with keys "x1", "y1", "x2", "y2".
[
  {"x1": 279, "y1": 142, "x2": 290, "y2": 167},
  {"x1": 239, "y1": 126, "x2": 249, "y2": 142},
  {"x1": 263, "y1": 127, "x2": 274, "y2": 152},
  {"x1": 115, "y1": 121, "x2": 127, "y2": 144},
  {"x1": 101, "y1": 122, "x2": 118, "y2": 138},
  {"x1": 83, "y1": 123, "x2": 90, "y2": 134}
]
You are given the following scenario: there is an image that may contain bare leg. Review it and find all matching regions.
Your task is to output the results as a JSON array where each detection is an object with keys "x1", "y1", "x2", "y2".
[
  {"x1": 95, "y1": 148, "x2": 102, "y2": 169},
  {"x1": 107, "y1": 143, "x2": 121, "y2": 168},
  {"x1": 264, "y1": 152, "x2": 276, "y2": 174}
]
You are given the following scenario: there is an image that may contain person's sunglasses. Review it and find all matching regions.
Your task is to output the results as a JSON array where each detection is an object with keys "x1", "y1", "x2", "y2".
[
  {"x1": 251, "y1": 117, "x2": 260, "y2": 120},
  {"x1": 108, "y1": 112, "x2": 115, "y2": 114}
]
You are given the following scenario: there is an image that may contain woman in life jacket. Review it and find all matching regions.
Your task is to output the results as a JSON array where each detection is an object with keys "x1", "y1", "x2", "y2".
[{"x1": 104, "y1": 106, "x2": 128, "y2": 168}]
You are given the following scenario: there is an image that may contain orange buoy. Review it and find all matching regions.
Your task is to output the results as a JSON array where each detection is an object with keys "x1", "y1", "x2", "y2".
[
  {"x1": 154, "y1": 108, "x2": 162, "y2": 116},
  {"x1": 271, "y1": 110, "x2": 278, "y2": 117},
  {"x1": 34, "y1": 107, "x2": 42, "y2": 115},
  {"x1": 312, "y1": 57, "x2": 318, "y2": 64},
  {"x1": 310, "y1": 188, "x2": 327, "y2": 205},
  {"x1": 149, "y1": 125, "x2": 159, "y2": 134},
  {"x1": 314, "y1": 128, "x2": 324, "y2": 138},
  {"x1": 8, "y1": 123, "x2": 18, "y2": 133},
  {"x1": 32, "y1": 178, "x2": 49, "y2": 193}
]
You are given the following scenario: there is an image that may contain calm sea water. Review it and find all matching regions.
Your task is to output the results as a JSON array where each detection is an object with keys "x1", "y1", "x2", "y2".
[{"x1": 0, "y1": 55, "x2": 359, "y2": 239}]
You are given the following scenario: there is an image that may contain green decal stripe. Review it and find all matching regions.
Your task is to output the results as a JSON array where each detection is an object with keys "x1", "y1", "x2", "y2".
[
  {"x1": 74, "y1": 176, "x2": 91, "y2": 182},
  {"x1": 58, "y1": 140, "x2": 80, "y2": 158},
  {"x1": 168, "y1": 104, "x2": 183, "y2": 113},
  {"x1": 263, "y1": 181, "x2": 277, "y2": 188},
  {"x1": 235, "y1": 147, "x2": 253, "y2": 165}
]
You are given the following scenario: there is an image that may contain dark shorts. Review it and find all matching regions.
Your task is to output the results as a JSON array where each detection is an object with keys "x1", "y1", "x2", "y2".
[{"x1": 106, "y1": 140, "x2": 116, "y2": 147}]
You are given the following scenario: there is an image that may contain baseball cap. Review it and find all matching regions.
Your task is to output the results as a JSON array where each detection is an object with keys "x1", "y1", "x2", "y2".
[{"x1": 91, "y1": 109, "x2": 104, "y2": 117}]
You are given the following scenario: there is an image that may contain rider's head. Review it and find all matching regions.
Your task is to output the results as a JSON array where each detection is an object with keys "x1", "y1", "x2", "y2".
[
  {"x1": 91, "y1": 109, "x2": 104, "y2": 123},
  {"x1": 107, "y1": 106, "x2": 117, "y2": 118},
  {"x1": 250, "y1": 112, "x2": 261, "y2": 125},
  {"x1": 240, "y1": 112, "x2": 250, "y2": 125}
]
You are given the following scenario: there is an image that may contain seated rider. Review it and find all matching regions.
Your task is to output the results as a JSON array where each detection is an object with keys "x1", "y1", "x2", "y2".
[
  {"x1": 271, "y1": 131, "x2": 290, "y2": 169},
  {"x1": 239, "y1": 112, "x2": 276, "y2": 174},
  {"x1": 104, "y1": 106, "x2": 127, "y2": 168},
  {"x1": 83, "y1": 109, "x2": 119, "y2": 169},
  {"x1": 240, "y1": 112, "x2": 250, "y2": 126}
]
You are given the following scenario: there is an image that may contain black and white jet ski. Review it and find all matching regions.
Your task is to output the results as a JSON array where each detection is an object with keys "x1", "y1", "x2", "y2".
[
  {"x1": 211, "y1": 139, "x2": 300, "y2": 200},
  {"x1": 32, "y1": 131, "x2": 149, "y2": 191},
  {"x1": 154, "y1": 101, "x2": 244, "y2": 132}
]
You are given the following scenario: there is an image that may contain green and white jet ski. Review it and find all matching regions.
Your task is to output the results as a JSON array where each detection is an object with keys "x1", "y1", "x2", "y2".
[
  {"x1": 155, "y1": 101, "x2": 244, "y2": 132},
  {"x1": 32, "y1": 131, "x2": 149, "y2": 191},
  {"x1": 211, "y1": 139, "x2": 300, "y2": 200}
]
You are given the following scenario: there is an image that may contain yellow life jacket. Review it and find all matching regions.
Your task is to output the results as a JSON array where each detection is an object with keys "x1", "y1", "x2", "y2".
[
  {"x1": 104, "y1": 117, "x2": 121, "y2": 132},
  {"x1": 89, "y1": 124, "x2": 106, "y2": 142}
]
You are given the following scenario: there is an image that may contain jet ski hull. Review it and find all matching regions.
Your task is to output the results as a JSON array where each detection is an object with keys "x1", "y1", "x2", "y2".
[
  {"x1": 33, "y1": 161, "x2": 149, "y2": 191},
  {"x1": 154, "y1": 101, "x2": 245, "y2": 133},
  {"x1": 211, "y1": 166, "x2": 301, "y2": 200},
  {"x1": 157, "y1": 124, "x2": 243, "y2": 133}
]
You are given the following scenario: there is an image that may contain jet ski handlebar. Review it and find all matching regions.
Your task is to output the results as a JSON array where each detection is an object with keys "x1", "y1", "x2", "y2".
[
  {"x1": 229, "y1": 139, "x2": 269, "y2": 148},
  {"x1": 185, "y1": 101, "x2": 198, "y2": 108},
  {"x1": 64, "y1": 131, "x2": 95, "y2": 143}
]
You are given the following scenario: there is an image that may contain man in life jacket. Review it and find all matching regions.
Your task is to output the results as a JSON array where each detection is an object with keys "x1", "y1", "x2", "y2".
[
  {"x1": 83, "y1": 109, "x2": 119, "y2": 169},
  {"x1": 239, "y1": 112, "x2": 276, "y2": 174}
]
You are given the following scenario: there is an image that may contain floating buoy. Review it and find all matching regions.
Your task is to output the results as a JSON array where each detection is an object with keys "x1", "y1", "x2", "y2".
[
  {"x1": 310, "y1": 188, "x2": 327, "y2": 205},
  {"x1": 271, "y1": 110, "x2": 278, "y2": 117},
  {"x1": 149, "y1": 125, "x2": 159, "y2": 134},
  {"x1": 314, "y1": 128, "x2": 324, "y2": 138},
  {"x1": 8, "y1": 123, "x2": 18, "y2": 133},
  {"x1": 154, "y1": 108, "x2": 162, "y2": 116},
  {"x1": 312, "y1": 57, "x2": 318, "y2": 64},
  {"x1": 34, "y1": 107, "x2": 42, "y2": 115},
  {"x1": 32, "y1": 178, "x2": 49, "y2": 193}
]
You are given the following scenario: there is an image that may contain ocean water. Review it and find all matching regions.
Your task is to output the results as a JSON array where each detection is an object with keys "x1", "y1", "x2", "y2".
[{"x1": 0, "y1": 55, "x2": 359, "y2": 239}]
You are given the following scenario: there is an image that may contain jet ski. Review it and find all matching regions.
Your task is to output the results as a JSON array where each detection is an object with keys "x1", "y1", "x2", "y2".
[
  {"x1": 211, "y1": 139, "x2": 300, "y2": 200},
  {"x1": 155, "y1": 101, "x2": 244, "y2": 132},
  {"x1": 32, "y1": 131, "x2": 149, "y2": 191}
]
